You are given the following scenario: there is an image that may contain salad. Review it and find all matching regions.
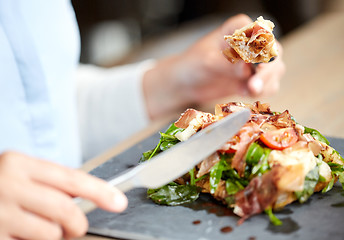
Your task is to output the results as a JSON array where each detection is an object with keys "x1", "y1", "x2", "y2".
[{"x1": 140, "y1": 101, "x2": 344, "y2": 225}]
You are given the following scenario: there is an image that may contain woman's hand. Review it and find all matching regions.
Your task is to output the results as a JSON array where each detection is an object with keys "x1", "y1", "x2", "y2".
[
  {"x1": 0, "y1": 151, "x2": 128, "y2": 240},
  {"x1": 143, "y1": 14, "x2": 285, "y2": 120},
  {"x1": 247, "y1": 41, "x2": 285, "y2": 96}
]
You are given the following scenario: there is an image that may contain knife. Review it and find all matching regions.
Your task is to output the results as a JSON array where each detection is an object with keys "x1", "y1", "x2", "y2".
[{"x1": 76, "y1": 109, "x2": 250, "y2": 213}]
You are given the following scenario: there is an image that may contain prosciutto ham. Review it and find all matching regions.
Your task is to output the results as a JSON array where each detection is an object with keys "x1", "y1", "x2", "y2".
[{"x1": 144, "y1": 101, "x2": 344, "y2": 226}]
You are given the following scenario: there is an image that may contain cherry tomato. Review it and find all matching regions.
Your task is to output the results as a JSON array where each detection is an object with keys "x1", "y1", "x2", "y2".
[{"x1": 260, "y1": 127, "x2": 298, "y2": 150}]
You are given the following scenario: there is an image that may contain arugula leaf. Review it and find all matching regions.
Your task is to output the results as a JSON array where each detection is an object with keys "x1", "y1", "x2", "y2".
[
  {"x1": 209, "y1": 153, "x2": 249, "y2": 195},
  {"x1": 189, "y1": 168, "x2": 196, "y2": 185},
  {"x1": 209, "y1": 155, "x2": 231, "y2": 194},
  {"x1": 225, "y1": 179, "x2": 244, "y2": 195},
  {"x1": 164, "y1": 123, "x2": 184, "y2": 136},
  {"x1": 222, "y1": 168, "x2": 249, "y2": 188},
  {"x1": 143, "y1": 124, "x2": 200, "y2": 206},
  {"x1": 209, "y1": 161, "x2": 226, "y2": 194},
  {"x1": 159, "y1": 133, "x2": 180, "y2": 151},
  {"x1": 304, "y1": 126, "x2": 330, "y2": 145},
  {"x1": 323, "y1": 162, "x2": 344, "y2": 192},
  {"x1": 295, "y1": 166, "x2": 319, "y2": 203},
  {"x1": 245, "y1": 142, "x2": 271, "y2": 177},
  {"x1": 147, "y1": 183, "x2": 201, "y2": 206},
  {"x1": 140, "y1": 123, "x2": 183, "y2": 162},
  {"x1": 322, "y1": 176, "x2": 335, "y2": 193},
  {"x1": 265, "y1": 207, "x2": 282, "y2": 226}
]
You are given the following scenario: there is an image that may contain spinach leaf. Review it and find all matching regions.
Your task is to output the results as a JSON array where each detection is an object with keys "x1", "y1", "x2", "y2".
[
  {"x1": 295, "y1": 166, "x2": 319, "y2": 203},
  {"x1": 209, "y1": 155, "x2": 231, "y2": 194},
  {"x1": 209, "y1": 154, "x2": 248, "y2": 195},
  {"x1": 304, "y1": 126, "x2": 330, "y2": 145},
  {"x1": 140, "y1": 141, "x2": 162, "y2": 162},
  {"x1": 140, "y1": 123, "x2": 183, "y2": 162},
  {"x1": 164, "y1": 123, "x2": 184, "y2": 136},
  {"x1": 246, "y1": 142, "x2": 271, "y2": 177},
  {"x1": 189, "y1": 167, "x2": 196, "y2": 185},
  {"x1": 222, "y1": 168, "x2": 249, "y2": 188},
  {"x1": 209, "y1": 162, "x2": 224, "y2": 194},
  {"x1": 159, "y1": 133, "x2": 180, "y2": 151},
  {"x1": 225, "y1": 179, "x2": 244, "y2": 195},
  {"x1": 322, "y1": 176, "x2": 335, "y2": 193},
  {"x1": 323, "y1": 162, "x2": 344, "y2": 192},
  {"x1": 265, "y1": 207, "x2": 282, "y2": 226},
  {"x1": 147, "y1": 183, "x2": 201, "y2": 206}
]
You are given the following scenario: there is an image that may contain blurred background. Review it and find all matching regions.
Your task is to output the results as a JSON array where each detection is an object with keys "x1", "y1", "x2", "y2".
[
  {"x1": 71, "y1": 0, "x2": 342, "y2": 67},
  {"x1": 74, "y1": 0, "x2": 344, "y2": 169}
]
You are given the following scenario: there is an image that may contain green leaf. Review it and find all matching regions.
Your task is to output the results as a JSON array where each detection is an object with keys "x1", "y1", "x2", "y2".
[
  {"x1": 324, "y1": 162, "x2": 344, "y2": 192},
  {"x1": 209, "y1": 162, "x2": 223, "y2": 194},
  {"x1": 304, "y1": 126, "x2": 330, "y2": 145},
  {"x1": 338, "y1": 172, "x2": 344, "y2": 190},
  {"x1": 159, "y1": 137, "x2": 179, "y2": 151},
  {"x1": 295, "y1": 166, "x2": 319, "y2": 203},
  {"x1": 245, "y1": 142, "x2": 271, "y2": 176},
  {"x1": 328, "y1": 162, "x2": 344, "y2": 173},
  {"x1": 189, "y1": 168, "x2": 195, "y2": 185},
  {"x1": 140, "y1": 123, "x2": 184, "y2": 162},
  {"x1": 159, "y1": 124, "x2": 184, "y2": 151},
  {"x1": 225, "y1": 179, "x2": 244, "y2": 195},
  {"x1": 322, "y1": 176, "x2": 335, "y2": 193},
  {"x1": 164, "y1": 123, "x2": 184, "y2": 136},
  {"x1": 139, "y1": 142, "x2": 162, "y2": 162},
  {"x1": 333, "y1": 149, "x2": 344, "y2": 164},
  {"x1": 147, "y1": 183, "x2": 201, "y2": 206},
  {"x1": 265, "y1": 207, "x2": 282, "y2": 226},
  {"x1": 209, "y1": 156, "x2": 230, "y2": 194}
]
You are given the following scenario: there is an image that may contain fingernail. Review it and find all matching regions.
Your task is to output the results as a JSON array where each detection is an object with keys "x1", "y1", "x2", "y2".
[
  {"x1": 250, "y1": 76, "x2": 263, "y2": 95},
  {"x1": 113, "y1": 191, "x2": 128, "y2": 212}
]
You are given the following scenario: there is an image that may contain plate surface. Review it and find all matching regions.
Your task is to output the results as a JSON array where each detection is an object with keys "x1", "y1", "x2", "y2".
[{"x1": 87, "y1": 132, "x2": 344, "y2": 240}]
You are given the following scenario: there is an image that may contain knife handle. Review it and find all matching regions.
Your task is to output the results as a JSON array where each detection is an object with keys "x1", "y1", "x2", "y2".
[
  {"x1": 74, "y1": 197, "x2": 98, "y2": 214},
  {"x1": 75, "y1": 167, "x2": 141, "y2": 214}
]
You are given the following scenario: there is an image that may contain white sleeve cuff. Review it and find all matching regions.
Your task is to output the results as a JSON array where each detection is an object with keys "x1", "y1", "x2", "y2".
[{"x1": 76, "y1": 60, "x2": 156, "y2": 161}]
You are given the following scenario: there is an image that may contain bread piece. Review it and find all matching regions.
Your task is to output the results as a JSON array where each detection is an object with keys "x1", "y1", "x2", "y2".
[{"x1": 224, "y1": 16, "x2": 278, "y2": 63}]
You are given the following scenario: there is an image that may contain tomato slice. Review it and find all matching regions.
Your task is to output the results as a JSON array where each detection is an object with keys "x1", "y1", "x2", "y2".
[{"x1": 260, "y1": 127, "x2": 298, "y2": 150}]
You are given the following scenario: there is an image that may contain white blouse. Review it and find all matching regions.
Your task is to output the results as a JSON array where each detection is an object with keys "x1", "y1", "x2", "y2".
[{"x1": 0, "y1": 0, "x2": 151, "y2": 167}]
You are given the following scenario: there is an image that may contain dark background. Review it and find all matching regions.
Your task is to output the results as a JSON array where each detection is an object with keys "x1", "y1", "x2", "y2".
[{"x1": 71, "y1": 0, "x2": 328, "y2": 65}]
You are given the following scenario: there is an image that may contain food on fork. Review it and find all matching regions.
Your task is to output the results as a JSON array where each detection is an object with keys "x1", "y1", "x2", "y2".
[
  {"x1": 140, "y1": 101, "x2": 344, "y2": 225},
  {"x1": 223, "y1": 16, "x2": 278, "y2": 63}
]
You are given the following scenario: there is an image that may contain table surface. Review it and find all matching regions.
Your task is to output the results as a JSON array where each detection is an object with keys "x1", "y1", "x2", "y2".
[{"x1": 78, "y1": 11, "x2": 344, "y2": 240}]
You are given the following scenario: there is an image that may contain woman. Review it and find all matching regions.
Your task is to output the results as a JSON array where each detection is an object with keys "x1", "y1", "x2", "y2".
[{"x1": 0, "y1": 1, "x2": 285, "y2": 239}]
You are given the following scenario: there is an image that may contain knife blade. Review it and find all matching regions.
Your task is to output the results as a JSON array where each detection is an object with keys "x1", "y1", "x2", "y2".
[{"x1": 77, "y1": 109, "x2": 250, "y2": 213}]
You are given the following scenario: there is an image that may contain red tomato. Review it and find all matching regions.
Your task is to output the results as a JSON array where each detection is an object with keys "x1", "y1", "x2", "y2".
[{"x1": 260, "y1": 127, "x2": 298, "y2": 150}]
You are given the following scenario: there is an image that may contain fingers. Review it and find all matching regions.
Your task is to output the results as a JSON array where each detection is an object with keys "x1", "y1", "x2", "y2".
[
  {"x1": 189, "y1": 76, "x2": 248, "y2": 103},
  {"x1": 221, "y1": 14, "x2": 252, "y2": 35},
  {"x1": 0, "y1": 151, "x2": 128, "y2": 240},
  {"x1": 247, "y1": 42, "x2": 286, "y2": 96},
  {"x1": 1, "y1": 204, "x2": 62, "y2": 240},
  {"x1": 24, "y1": 154, "x2": 128, "y2": 213},
  {"x1": 202, "y1": 50, "x2": 252, "y2": 80},
  {"x1": 248, "y1": 57, "x2": 286, "y2": 96},
  {"x1": 13, "y1": 180, "x2": 88, "y2": 238}
]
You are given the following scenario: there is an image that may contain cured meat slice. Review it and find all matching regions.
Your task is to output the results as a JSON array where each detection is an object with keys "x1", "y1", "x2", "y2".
[{"x1": 224, "y1": 16, "x2": 278, "y2": 63}]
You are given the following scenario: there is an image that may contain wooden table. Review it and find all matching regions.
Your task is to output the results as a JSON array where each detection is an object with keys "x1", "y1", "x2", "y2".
[{"x1": 79, "y1": 11, "x2": 344, "y2": 239}]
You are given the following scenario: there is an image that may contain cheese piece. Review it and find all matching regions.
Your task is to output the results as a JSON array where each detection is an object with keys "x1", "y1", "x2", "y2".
[
  {"x1": 268, "y1": 148, "x2": 317, "y2": 192},
  {"x1": 175, "y1": 118, "x2": 202, "y2": 141}
]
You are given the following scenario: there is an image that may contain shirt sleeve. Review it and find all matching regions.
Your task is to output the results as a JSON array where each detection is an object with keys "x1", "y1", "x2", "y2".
[{"x1": 75, "y1": 60, "x2": 155, "y2": 161}]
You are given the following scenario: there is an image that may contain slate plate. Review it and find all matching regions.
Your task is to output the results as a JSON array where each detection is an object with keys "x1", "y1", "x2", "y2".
[{"x1": 87, "y1": 132, "x2": 344, "y2": 240}]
